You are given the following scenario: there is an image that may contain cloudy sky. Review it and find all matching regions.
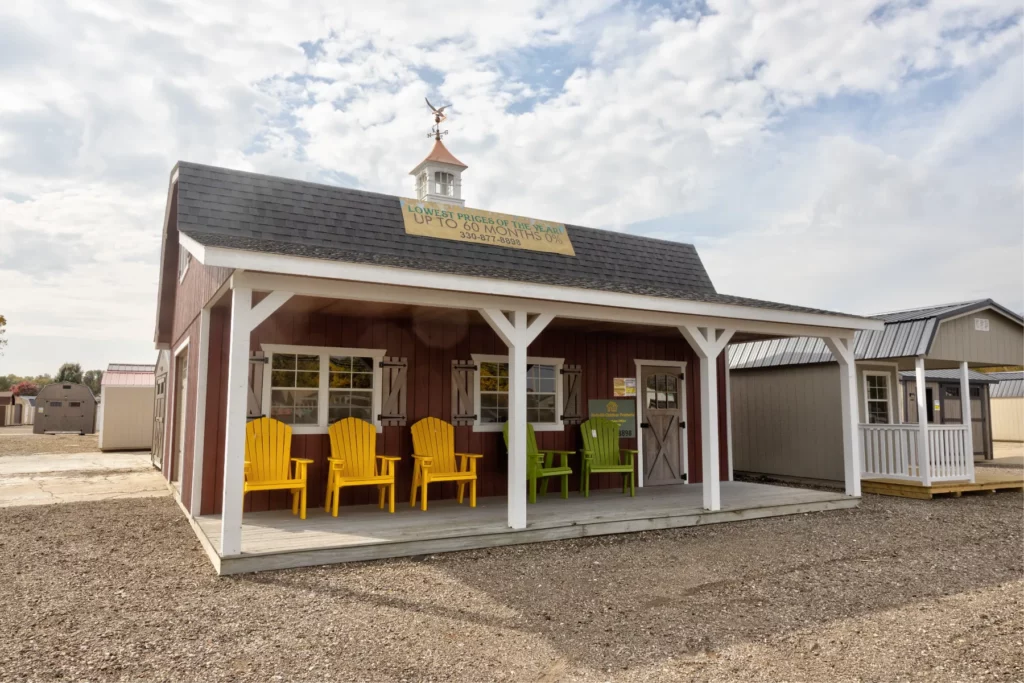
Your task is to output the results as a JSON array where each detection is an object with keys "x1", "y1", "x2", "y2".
[{"x1": 1, "y1": 0, "x2": 1021, "y2": 376}]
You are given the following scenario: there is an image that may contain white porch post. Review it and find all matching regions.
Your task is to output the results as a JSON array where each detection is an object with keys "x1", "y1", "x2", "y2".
[
  {"x1": 220, "y1": 287, "x2": 251, "y2": 557},
  {"x1": 479, "y1": 309, "x2": 554, "y2": 530},
  {"x1": 824, "y1": 337, "x2": 861, "y2": 497},
  {"x1": 679, "y1": 325, "x2": 735, "y2": 511},
  {"x1": 220, "y1": 287, "x2": 294, "y2": 557},
  {"x1": 915, "y1": 356, "x2": 931, "y2": 486},
  {"x1": 960, "y1": 361, "x2": 975, "y2": 483},
  {"x1": 189, "y1": 306, "x2": 211, "y2": 517},
  {"x1": 724, "y1": 357, "x2": 734, "y2": 482}
]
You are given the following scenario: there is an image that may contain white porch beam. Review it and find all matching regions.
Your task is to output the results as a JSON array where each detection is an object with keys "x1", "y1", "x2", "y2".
[
  {"x1": 915, "y1": 357, "x2": 931, "y2": 486},
  {"x1": 248, "y1": 291, "x2": 293, "y2": 330},
  {"x1": 220, "y1": 287, "x2": 252, "y2": 557},
  {"x1": 679, "y1": 325, "x2": 734, "y2": 511},
  {"x1": 189, "y1": 306, "x2": 211, "y2": 518},
  {"x1": 230, "y1": 271, "x2": 878, "y2": 340},
  {"x1": 478, "y1": 308, "x2": 554, "y2": 530},
  {"x1": 479, "y1": 308, "x2": 517, "y2": 347},
  {"x1": 960, "y1": 361, "x2": 975, "y2": 483},
  {"x1": 824, "y1": 336, "x2": 861, "y2": 497}
]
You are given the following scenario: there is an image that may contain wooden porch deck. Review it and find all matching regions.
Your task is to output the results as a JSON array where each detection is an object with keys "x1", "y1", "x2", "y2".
[
  {"x1": 861, "y1": 468, "x2": 1024, "y2": 500},
  {"x1": 194, "y1": 481, "x2": 857, "y2": 574}
]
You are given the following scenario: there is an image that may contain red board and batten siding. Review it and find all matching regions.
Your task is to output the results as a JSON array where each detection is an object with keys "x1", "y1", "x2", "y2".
[
  {"x1": 194, "y1": 306, "x2": 731, "y2": 516},
  {"x1": 166, "y1": 259, "x2": 233, "y2": 511}
]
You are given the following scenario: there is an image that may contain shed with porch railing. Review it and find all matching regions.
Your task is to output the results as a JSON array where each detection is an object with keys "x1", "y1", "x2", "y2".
[{"x1": 729, "y1": 299, "x2": 1024, "y2": 487}]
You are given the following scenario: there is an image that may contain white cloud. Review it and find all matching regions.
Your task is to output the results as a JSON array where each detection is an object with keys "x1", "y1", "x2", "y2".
[{"x1": 0, "y1": 0, "x2": 1021, "y2": 374}]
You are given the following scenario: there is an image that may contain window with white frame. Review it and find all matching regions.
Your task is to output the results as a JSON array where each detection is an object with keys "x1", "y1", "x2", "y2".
[
  {"x1": 864, "y1": 373, "x2": 891, "y2": 424},
  {"x1": 472, "y1": 355, "x2": 562, "y2": 431},
  {"x1": 416, "y1": 171, "x2": 428, "y2": 199},
  {"x1": 263, "y1": 345, "x2": 385, "y2": 432}
]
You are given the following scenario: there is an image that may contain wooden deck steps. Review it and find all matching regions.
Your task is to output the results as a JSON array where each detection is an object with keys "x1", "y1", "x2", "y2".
[{"x1": 862, "y1": 468, "x2": 1023, "y2": 500}]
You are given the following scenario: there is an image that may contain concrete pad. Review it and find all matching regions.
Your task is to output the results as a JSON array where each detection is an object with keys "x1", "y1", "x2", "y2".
[
  {"x1": 0, "y1": 449, "x2": 168, "y2": 508},
  {"x1": 0, "y1": 471, "x2": 168, "y2": 507},
  {"x1": 0, "y1": 450, "x2": 151, "y2": 476}
]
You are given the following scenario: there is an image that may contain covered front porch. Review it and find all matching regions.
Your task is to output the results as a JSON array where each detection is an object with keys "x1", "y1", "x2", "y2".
[
  {"x1": 177, "y1": 261, "x2": 876, "y2": 574},
  {"x1": 194, "y1": 481, "x2": 856, "y2": 574}
]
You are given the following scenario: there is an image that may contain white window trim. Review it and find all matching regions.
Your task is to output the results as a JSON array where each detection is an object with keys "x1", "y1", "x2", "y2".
[
  {"x1": 470, "y1": 353, "x2": 564, "y2": 432},
  {"x1": 261, "y1": 344, "x2": 386, "y2": 435},
  {"x1": 862, "y1": 370, "x2": 893, "y2": 425}
]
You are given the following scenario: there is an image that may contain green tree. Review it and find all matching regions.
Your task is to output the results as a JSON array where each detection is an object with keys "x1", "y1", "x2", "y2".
[
  {"x1": 0, "y1": 315, "x2": 7, "y2": 356},
  {"x1": 82, "y1": 370, "x2": 103, "y2": 396},
  {"x1": 55, "y1": 362, "x2": 84, "y2": 384}
]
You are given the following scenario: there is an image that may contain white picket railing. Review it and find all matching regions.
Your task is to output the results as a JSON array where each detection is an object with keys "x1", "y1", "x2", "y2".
[
  {"x1": 859, "y1": 423, "x2": 971, "y2": 483},
  {"x1": 927, "y1": 425, "x2": 972, "y2": 482},
  {"x1": 860, "y1": 425, "x2": 921, "y2": 480}
]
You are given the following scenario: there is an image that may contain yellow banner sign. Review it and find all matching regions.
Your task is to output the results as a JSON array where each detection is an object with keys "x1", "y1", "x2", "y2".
[{"x1": 399, "y1": 198, "x2": 576, "y2": 256}]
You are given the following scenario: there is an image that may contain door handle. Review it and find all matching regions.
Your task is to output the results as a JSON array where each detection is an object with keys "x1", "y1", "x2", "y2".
[{"x1": 640, "y1": 422, "x2": 650, "y2": 429}]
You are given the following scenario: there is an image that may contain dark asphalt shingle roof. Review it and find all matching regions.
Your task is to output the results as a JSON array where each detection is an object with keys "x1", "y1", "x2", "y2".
[{"x1": 173, "y1": 162, "x2": 858, "y2": 318}]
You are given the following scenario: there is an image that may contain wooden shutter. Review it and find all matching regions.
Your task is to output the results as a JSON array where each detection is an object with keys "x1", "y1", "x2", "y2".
[
  {"x1": 451, "y1": 360, "x2": 477, "y2": 426},
  {"x1": 561, "y1": 364, "x2": 582, "y2": 424},
  {"x1": 247, "y1": 351, "x2": 266, "y2": 418},
  {"x1": 378, "y1": 357, "x2": 408, "y2": 426}
]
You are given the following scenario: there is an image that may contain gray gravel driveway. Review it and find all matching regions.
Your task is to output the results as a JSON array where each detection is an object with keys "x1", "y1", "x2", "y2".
[{"x1": 0, "y1": 491, "x2": 1020, "y2": 682}]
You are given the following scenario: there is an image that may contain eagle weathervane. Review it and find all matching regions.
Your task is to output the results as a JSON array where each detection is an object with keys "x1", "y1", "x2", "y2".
[{"x1": 425, "y1": 97, "x2": 451, "y2": 141}]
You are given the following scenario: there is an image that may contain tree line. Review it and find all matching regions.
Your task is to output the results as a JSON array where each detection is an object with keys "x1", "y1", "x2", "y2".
[{"x1": 0, "y1": 363, "x2": 103, "y2": 397}]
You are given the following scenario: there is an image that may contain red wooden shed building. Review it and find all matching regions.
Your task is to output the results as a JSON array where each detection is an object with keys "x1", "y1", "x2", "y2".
[{"x1": 153, "y1": 140, "x2": 880, "y2": 574}]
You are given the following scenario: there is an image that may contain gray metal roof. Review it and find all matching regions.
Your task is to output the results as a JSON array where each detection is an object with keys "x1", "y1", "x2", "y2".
[
  {"x1": 174, "y1": 162, "x2": 861, "y2": 318},
  {"x1": 106, "y1": 363, "x2": 156, "y2": 373},
  {"x1": 988, "y1": 371, "x2": 1024, "y2": 398},
  {"x1": 729, "y1": 299, "x2": 1023, "y2": 370},
  {"x1": 897, "y1": 369, "x2": 998, "y2": 384}
]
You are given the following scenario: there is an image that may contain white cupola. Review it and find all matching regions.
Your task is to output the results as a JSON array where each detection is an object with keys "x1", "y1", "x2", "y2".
[{"x1": 409, "y1": 139, "x2": 467, "y2": 207}]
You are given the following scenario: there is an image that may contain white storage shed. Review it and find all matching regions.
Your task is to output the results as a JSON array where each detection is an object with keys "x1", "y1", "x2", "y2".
[{"x1": 98, "y1": 364, "x2": 156, "y2": 451}]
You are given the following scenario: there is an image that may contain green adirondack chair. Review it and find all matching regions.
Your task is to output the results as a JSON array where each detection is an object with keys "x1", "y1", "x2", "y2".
[
  {"x1": 579, "y1": 417, "x2": 636, "y2": 497},
  {"x1": 502, "y1": 422, "x2": 574, "y2": 503}
]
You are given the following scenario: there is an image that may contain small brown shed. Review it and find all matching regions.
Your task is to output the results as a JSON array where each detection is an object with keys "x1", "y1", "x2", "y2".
[{"x1": 33, "y1": 383, "x2": 97, "y2": 435}]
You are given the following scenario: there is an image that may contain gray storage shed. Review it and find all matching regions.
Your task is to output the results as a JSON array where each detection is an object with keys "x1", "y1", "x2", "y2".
[
  {"x1": 729, "y1": 299, "x2": 1023, "y2": 485},
  {"x1": 33, "y1": 383, "x2": 97, "y2": 435}
]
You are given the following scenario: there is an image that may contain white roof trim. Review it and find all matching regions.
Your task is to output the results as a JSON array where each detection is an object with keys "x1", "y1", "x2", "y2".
[{"x1": 189, "y1": 241, "x2": 882, "y2": 333}]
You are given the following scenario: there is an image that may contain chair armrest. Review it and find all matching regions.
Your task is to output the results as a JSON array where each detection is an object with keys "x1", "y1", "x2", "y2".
[
  {"x1": 455, "y1": 452, "x2": 483, "y2": 474},
  {"x1": 290, "y1": 458, "x2": 313, "y2": 479},
  {"x1": 291, "y1": 458, "x2": 315, "y2": 464},
  {"x1": 455, "y1": 453, "x2": 484, "y2": 458},
  {"x1": 375, "y1": 456, "x2": 402, "y2": 462},
  {"x1": 620, "y1": 450, "x2": 637, "y2": 466},
  {"x1": 327, "y1": 457, "x2": 345, "y2": 471},
  {"x1": 411, "y1": 453, "x2": 433, "y2": 471}
]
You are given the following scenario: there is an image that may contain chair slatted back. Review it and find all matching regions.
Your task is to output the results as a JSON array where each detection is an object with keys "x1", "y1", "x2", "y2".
[
  {"x1": 411, "y1": 417, "x2": 457, "y2": 474},
  {"x1": 245, "y1": 417, "x2": 292, "y2": 482},
  {"x1": 328, "y1": 417, "x2": 377, "y2": 478},
  {"x1": 580, "y1": 417, "x2": 621, "y2": 467},
  {"x1": 502, "y1": 422, "x2": 542, "y2": 473}
]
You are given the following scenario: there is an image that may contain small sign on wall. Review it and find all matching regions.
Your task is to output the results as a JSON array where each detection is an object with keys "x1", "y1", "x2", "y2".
[
  {"x1": 974, "y1": 317, "x2": 990, "y2": 332},
  {"x1": 613, "y1": 377, "x2": 636, "y2": 397},
  {"x1": 588, "y1": 399, "x2": 637, "y2": 438}
]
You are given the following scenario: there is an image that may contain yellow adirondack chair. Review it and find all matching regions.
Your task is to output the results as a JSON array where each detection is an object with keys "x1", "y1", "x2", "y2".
[
  {"x1": 410, "y1": 417, "x2": 482, "y2": 511},
  {"x1": 243, "y1": 417, "x2": 313, "y2": 519},
  {"x1": 325, "y1": 417, "x2": 400, "y2": 517}
]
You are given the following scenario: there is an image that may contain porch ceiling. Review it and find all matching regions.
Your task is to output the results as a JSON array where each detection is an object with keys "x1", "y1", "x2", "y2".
[{"x1": 251, "y1": 294, "x2": 781, "y2": 343}]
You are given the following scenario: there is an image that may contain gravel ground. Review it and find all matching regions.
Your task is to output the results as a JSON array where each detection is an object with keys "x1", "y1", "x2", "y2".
[
  {"x1": 0, "y1": 491, "x2": 1021, "y2": 682},
  {"x1": 0, "y1": 432, "x2": 99, "y2": 456}
]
